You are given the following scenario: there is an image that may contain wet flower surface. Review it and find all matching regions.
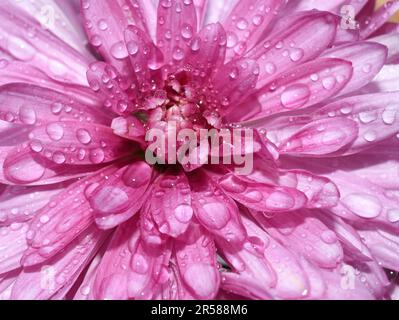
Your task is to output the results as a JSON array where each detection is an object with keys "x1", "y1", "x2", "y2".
[{"x1": 0, "y1": 0, "x2": 399, "y2": 300}]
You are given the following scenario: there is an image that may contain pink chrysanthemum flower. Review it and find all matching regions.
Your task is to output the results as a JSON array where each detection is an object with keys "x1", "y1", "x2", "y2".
[{"x1": 0, "y1": 0, "x2": 399, "y2": 300}]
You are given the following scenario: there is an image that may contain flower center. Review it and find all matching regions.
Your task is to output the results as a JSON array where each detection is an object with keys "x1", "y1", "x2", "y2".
[{"x1": 143, "y1": 70, "x2": 221, "y2": 134}]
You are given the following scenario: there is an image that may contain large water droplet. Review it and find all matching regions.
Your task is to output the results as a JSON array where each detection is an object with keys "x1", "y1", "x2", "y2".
[
  {"x1": 110, "y1": 41, "x2": 128, "y2": 60},
  {"x1": 46, "y1": 123, "x2": 64, "y2": 141},
  {"x1": 91, "y1": 186, "x2": 129, "y2": 214},
  {"x1": 174, "y1": 204, "x2": 193, "y2": 223},
  {"x1": 289, "y1": 48, "x2": 304, "y2": 62},
  {"x1": 76, "y1": 129, "x2": 92, "y2": 145},
  {"x1": 281, "y1": 84, "x2": 310, "y2": 109},
  {"x1": 342, "y1": 194, "x2": 382, "y2": 218},
  {"x1": 89, "y1": 148, "x2": 105, "y2": 164},
  {"x1": 321, "y1": 230, "x2": 338, "y2": 244},
  {"x1": 6, "y1": 157, "x2": 45, "y2": 183},
  {"x1": 8, "y1": 38, "x2": 36, "y2": 61},
  {"x1": 265, "y1": 191, "x2": 294, "y2": 210},
  {"x1": 126, "y1": 41, "x2": 139, "y2": 55},
  {"x1": 236, "y1": 18, "x2": 249, "y2": 30},
  {"x1": 387, "y1": 209, "x2": 399, "y2": 223},
  {"x1": 382, "y1": 105, "x2": 397, "y2": 125},
  {"x1": 198, "y1": 202, "x2": 230, "y2": 230},
  {"x1": 19, "y1": 106, "x2": 36, "y2": 125},
  {"x1": 131, "y1": 254, "x2": 149, "y2": 274}
]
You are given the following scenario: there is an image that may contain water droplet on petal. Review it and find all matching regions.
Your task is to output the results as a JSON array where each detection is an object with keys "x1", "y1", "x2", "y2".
[
  {"x1": 6, "y1": 157, "x2": 45, "y2": 183},
  {"x1": 322, "y1": 77, "x2": 336, "y2": 90},
  {"x1": 89, "y1": 148, "x2": 105, "y2": 164},
  {"x1": 131, "y1": 254, "x2": 149, "y2": 274},
  {"x1": 289, "y1": 48, "x2": 304, "y2": 62},
  {"x1": 281, "y1": 84, "x2": 310, "y2": 109},
  {"x1": 46, "y1": 123, "x2": 64, "y2": 141},
  {"x1": 76, "y1": 129, "x2": 92, "y2": 145},
  {"x1": 126, "y1": 41, "x2": 139, "y2": 55},
  {"x1": 19, "y1": 106, "x2": 36, "y2": 125},
  {"x1": 342, "y1": 194, "x2": 382, "y2": 218},
  {"x1": 198, "y1": 202, "x2": 230, "y2": 230},
  {"x1": 266, "y1": 192, "x2": 294, "y2": 210},
  {"x1": 321, "y1": 230, "x2": 338, "y2": 244},
  {"x1": 53, "y1": 151, "x2": 66, "y2": 164},
  {"x1": 388, "y1": 209, "x2": 399, "y2": 223},
  {"x1": 110, "y1": 41, "x2": 128, "y2": 60},
  {"x1": 174, "y1": 204, "x2": 193, "y2": 223},
  {"x1": 236, "y1": 18, "x2": 249, "y2": 30}
]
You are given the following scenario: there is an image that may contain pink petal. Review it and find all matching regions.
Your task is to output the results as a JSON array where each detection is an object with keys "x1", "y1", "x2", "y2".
[
  {"x1": 111, "y1": 116, "x2": 145, "y2": 144},
  {"x1": 0, "y1": 222, "x2": 29, "y2": 274},
  {"x1": 0, "y1": 83, "x2": 111, "y2": 126},
  {"x1": 314, "y1": 92, "x2": 399, "y2": 154},
  {"x1": 189, "y1": 171, "x2": 247, "y2": 245},
  {"x1": 282, "y1": 157, "x2": 399, "y2": 231},
  {"x1": 322, "y1": 42, "x2": 387, "y2": 95},
  {"x1": 1, "y1": 143, "x2": 106, "y2": 185},
  {"x1": 358, "y1": 229, "x2": 399, "y2": 271},
  {"x1": 9, "y1": 0, "x2": 93, "y2": 58},
  {"x1": 0, "y1": 62, "x2": 102, "y2": 107},
  {"x1": 86, "y1": 62, "x2": 136, "y2": 115},
  {"x1": 370, "y1": 33, "x2": 399, "y2": 63},
  {"x1": 256, "y1": 211, "x2": 344, "y2": 268},
  {"x1": 360, "y1": 0, "x2": 399, "y2": 39},
  {"x1": 183, "y1": 23, "x2": 226, "y2": 83},
  {"x1": 221, "y1": 215, "x2": 310, "y2": 299},
  {"x1": 212, "y1": 58, "x2": 259, "y2": 116},
  {"x1": 0, "y1": 4, "x2": 90, "y2": 85},
  {"x1": 279, "y1": 118, "x2": 358, "y2": 156},
  {"x1": 156, "y1": 0, "x2": 198, "y2": 65},
  {"x1": 285, "y1": 0, "x2": 348, "y2": 13},
  {"x1": 21, "y1": 164, "x2": 123, "y2": 266},
  {"x1": 29, "y1": 121, "x2": 131, "y2": 165},
  {"x1": 0, "y1": 183, "x2": 67, "y2": 226},
  {"x1": 148, "y1": 170, "x2": 193, "y2": 238},
  {"x1": 219, "y1": 173, "x2": 307, "y2": 213},
  {"x1": 203, "y1": 1, "x2": 240, "y2": 24},
  {"x1": 73, "y1": 248, "x2": 105, "y2": 300},
  {"x1": 93, "y1": 218, "x2": 171, "y2": 300},
  {"x1": 80, "y1": 0, "x2": 151, "y2": 77},
  {"x1": 11, "y1": 225, "x2": 108, "y2": 300},
  {"x1": 194, "y1": 0, "x2": 208, "y2": 28},
  {"x1": 363, "y1": 64, "x2": 399, "y2": 93},
  {"x1": 124, "y1": 25, "x2": 165, "y2": 82},
  {"x1": 89, "y1": 161, "x2": 153, "y2": 229},
  {"x1": 174, "y1": 222, "x2": 220, "y2": 300},
  {"x1": 222, "y1": 0, "x2": 284, "y2": 61},
  {"x1": 247, "y1": 11, "x2": 339, "y2": 88},
  {"x1": 246, "y1": 58, "x2": 353, "y2": 121},
  {"x1": 0, "y1": 269, "x2": 19, "y2": 300},
  {"x1": 315, "y1": 212, "x2": 373, "y2": 262},
  {"x1": 279, "y1": 170, "x2": 340, "y2": 209}
]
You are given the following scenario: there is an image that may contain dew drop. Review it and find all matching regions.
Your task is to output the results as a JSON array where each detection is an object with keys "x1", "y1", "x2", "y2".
[
  {"x1": 281, "y1": 84, "x2": 310, "y2": 110},
  {"x1": 19, "y1": 106, "x2": 36, "y2": 125},
  {"x1": 46, "y1": 123, "x2": 64, "y2": 141},
  {"x1": 89, "y1": 148, "x2": 105, "y2": 164},
  {"x1": 174, "y1": 204, "x2": 193, "y2": 223},
  {"x1": 342, "y1": 194, "x2": 382, "y2": 218},
  {"x1": 110, "y1": 41, "x2": 128, "y2": 60},
  {"x1": 388, "y1": 209, "x2": 399, "y2": 223}
]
